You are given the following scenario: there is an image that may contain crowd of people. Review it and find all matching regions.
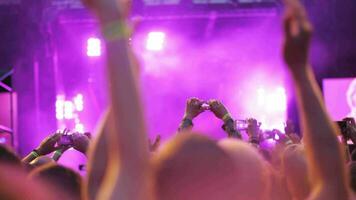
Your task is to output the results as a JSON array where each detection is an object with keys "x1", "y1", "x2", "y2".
[{"x1": 0, "y1": 0, "x2": 356, "y2": 199}]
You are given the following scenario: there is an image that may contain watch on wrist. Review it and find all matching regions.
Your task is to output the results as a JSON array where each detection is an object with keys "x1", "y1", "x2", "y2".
[{"x1": 222, "y1": 119, "x2": 242, "y2": 139}]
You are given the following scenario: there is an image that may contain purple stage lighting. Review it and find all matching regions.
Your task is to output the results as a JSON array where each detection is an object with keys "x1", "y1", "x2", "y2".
[
  {"x1": 87, "y1": 37, "x2": 101, "y2": 57},
  {"x1": 146, "y1": 32, "x2": 166, "y2": 51}
]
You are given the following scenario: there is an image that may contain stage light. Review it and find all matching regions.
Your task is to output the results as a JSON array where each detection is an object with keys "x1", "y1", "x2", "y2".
[
  {"x1": 64, "y1": 101, "x2": 74, "y2": 119},
  {"x1": 265, "y1": 86, "x2": 286, "y2": 112},
  {"x1": 146, "y1": 32, "x2": 166, "y2": 51},
  {"x1": 73, "y1": 93, "x2": 84, "y2": 111},
  {"x1": 75, "y1": 123, "x2": 84, "y2": 133},
  {"x1": 257, "y1": 86, "x2": 287, "y2": 113},
  {"x1": 87, "y1": 37, "x2": 101, "y2": 57},
  {"x1": 56, "y1": 95, "x2": 65, "y2": 120}
]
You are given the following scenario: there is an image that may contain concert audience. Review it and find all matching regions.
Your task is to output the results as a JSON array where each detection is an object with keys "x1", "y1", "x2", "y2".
[{"x1": 0, "y1": 0, "x2": 355, "y2": 199}]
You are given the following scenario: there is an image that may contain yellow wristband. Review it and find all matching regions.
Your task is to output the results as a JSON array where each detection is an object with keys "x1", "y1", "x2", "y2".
[
  {"x1": 102, "y1": 20, "x2": 132, "y2": 42},
  {"x1": 222, "y1": 113, "x2": 231, "y2": 122}
]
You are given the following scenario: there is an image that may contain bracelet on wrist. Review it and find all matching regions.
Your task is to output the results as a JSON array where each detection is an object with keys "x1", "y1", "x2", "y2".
[
  {"x1": 102, "y1": 20, "x2": 132, "y2": 42},
  {"x1": 222, "y1": 121, "x2": 242, "y2": 139},
  {"x1": 222, "y1": 113, "x2": 232, "y2": 122},
  {"x1": 31, "y1": 150, "x2": 40, "y2": 158},
  {"x1": 52, "y1": 150, "x2": 63, "y2": 160}
]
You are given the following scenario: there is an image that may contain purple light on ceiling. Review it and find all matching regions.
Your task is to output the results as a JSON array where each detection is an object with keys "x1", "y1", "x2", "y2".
[
  {"x1": 87, "y1": 37, "x2": 101, "y2": 57},
  {"x1": 146, "y1": 32, "x2": 166, "y2": 51}
]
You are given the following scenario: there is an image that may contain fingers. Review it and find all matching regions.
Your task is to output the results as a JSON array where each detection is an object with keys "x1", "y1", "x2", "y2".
[
  {"x1": 51, "y1": 132, "x2": 62, "y2": 142},
  {"x1": 188, "y1": 97, "x2": 203, "y2": 106},
  {"x1": 154, "y1": 135, "x2": 161, "y2": 142},
  {"x1": 208, "y1": 99, "x2": 221, "y2": 109},
  {"x1": 283, "y1": 0, "x2": 312, "y2": 38},
  {"x1": 187, "y1": 97, "x2": 205, "y2": 113}
]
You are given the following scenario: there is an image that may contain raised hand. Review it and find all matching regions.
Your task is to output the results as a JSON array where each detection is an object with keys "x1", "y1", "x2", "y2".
[
  {"x1": 80, "y1": 0, "x2": 131, "y2": 22},
  {"x1": 283, "y1": 0, "x2": 313, "y2": 73},
  {"x1": 282, "y1": 0, "x2": 349, "y2": 198},
  {"x1": 208, "y1": 100, "x2": 229, "y2": 120},
  {"x1": 72, "y1": 132, "x2": 91, "y2": 154},
  {"x1": 36, "y1": 131, "x2": 62, "y2": 156},
  {"x1": 285, "y1": 120, "x2": 301, "y2": 143},
  {"x1": 246, "y1": 118, "x2": 260, "y2": 138},
  {"x1": 184, "y1": 98, "x2": 205, "y2": 120},
  {"x1": 285, "y1": 120, "x2": 296, "y2": 135}
]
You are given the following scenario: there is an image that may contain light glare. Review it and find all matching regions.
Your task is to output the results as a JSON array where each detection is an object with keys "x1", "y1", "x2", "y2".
[
  {"x1": 87, "y1": 37, "x2": 101, "y2": 57},
  {"x1": 146, "y1": 32, "x2": 166, "y2": 51}
]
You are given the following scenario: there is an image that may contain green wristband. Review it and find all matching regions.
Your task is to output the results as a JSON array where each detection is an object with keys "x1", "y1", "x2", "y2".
[
  {"x1": 31, "y1": 151, "x2": 40, "y2": 158},
  {"x1": 53, "y1": 150, "x2": 62, "y2": 157},
  {"x1": 102, "y1": 20, "x2": 132, "y2": 42}
]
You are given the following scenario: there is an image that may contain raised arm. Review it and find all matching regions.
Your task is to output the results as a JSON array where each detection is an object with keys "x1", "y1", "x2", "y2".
[
  {"x1": 178, "y1": 98, "x2": 205, "y2": 132},
  {"x1": 22, "y1": 132, "x2": 61, "y2": 164},
  {"x1": 85, "y1": 111, "x2": 110, "y2": 200},
  {"x1": 209, "y1": 100, "x2": 242, "y2": 139},
  {"x1": 282, "y1": 0, "x2": 349, "y2": 199},
  {"x1": 81, "y1": 0, "x2": 152, "y2": 199}
]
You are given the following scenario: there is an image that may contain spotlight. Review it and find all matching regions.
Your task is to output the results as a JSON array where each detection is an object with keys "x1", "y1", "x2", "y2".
[
  {"x1": 73, "y1": 93, "x2": 84, "y2": 111},
  {"x1": 64, "y1": 101, "x2": 74, "y2": 119},
  {"x1": 56, "y1": 95, "x2": 65, "y2": 120},
  {"x1": 87, "y1": 37, "x2": 101, "y2": 57},
  {"x1": 146, "y1": 32, "x2": 166, "y2": 51}
]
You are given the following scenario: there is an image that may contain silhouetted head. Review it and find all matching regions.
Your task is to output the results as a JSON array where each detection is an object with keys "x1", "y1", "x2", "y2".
[
  {"x1": 154, "y1": 132, "x2": 239, "y2": 200},
  {"x1": 218, "y1": 138, "x2": 270, "y2": 200},
  {"x1": 0, "y1": 144, "x2": 21, "y2": 166},
  {"x1": 29, "y1": 164, "x2": 82, "y2": 200},
  {"x1": 30, "y1": 156, "x2": 56, "y2": 168},
  {"x1": 0, "y1": 164, "x2": 60, "y2": 200}
]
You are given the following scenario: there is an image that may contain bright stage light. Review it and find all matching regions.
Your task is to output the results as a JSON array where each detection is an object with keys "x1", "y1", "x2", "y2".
[
  {"x1": 75, "y1": 123, "x2": 85, "y2": 133},
  {"x1": 257, "y1": 86, "x2": 287, "y2": 113},
  {"x1": 64, "y1": 101, "x2": 74, "y2": 119},
  {"x1": 73, "y1": 93, "x2": 84, "y2": 111},
  {"x1": 56, "y1": 95, "x2": 65, "y2": 120},
  {"x1": 87, "y1": 37, "x2": 101, "y2": 57},
  {"x1": 146, "y1": 32, "x2": 166, "y2": 51}
]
